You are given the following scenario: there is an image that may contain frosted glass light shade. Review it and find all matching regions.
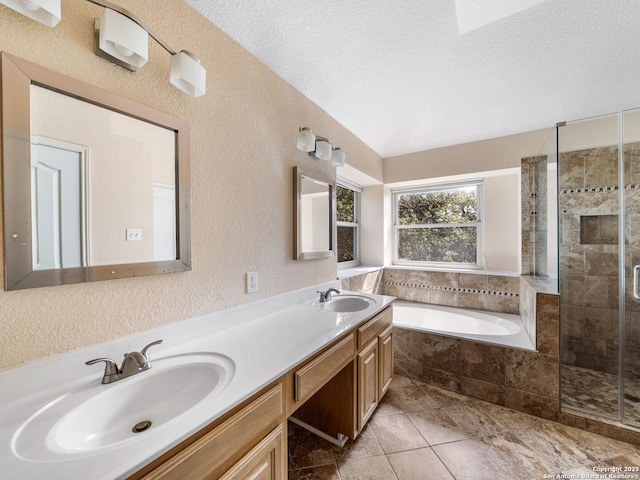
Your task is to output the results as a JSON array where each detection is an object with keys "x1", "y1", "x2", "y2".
[
  {"x1": 1, "y1": 0, "x2": 61, "y2": 26},
  {"x1": 314, "y1": 139, "x2": 332, "y2": 161},
  {"x1": 331, "y1": 148, "x2": 345, "y2": 166},
  {"x1": 296, "y1": 128, "x2": 315, "y2": 152},
  {"x1": 170, "y1": 51, "x2": 206, "y2": 97},
  {"x1": 99, "y1": 8, "x2": 148, "y2": 68}
]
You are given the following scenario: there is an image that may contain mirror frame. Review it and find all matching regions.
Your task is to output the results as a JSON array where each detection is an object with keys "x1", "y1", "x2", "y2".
[
  {"x1": 293, "y1": 166, "x2": 336, "y2": 260},
  {"x1": 1, "y1": 52, "x2": 191, "y2": 290}
]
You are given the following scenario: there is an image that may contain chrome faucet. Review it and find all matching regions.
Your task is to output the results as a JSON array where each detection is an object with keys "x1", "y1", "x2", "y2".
[
  {"x1": 317, "y1": 288, "x2": 341, "y2": 302},
  {"x1": 86, "y1": 340, "x2": 163, "y2": 384}
]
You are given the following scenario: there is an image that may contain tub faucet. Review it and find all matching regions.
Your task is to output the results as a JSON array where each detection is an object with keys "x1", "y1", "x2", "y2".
[
  {"x1": 86, "y1": 339, "x2": 163, "y2": 384},
  {"x1": 317, "y1": 288, "x2": 341, "y2": 302}
]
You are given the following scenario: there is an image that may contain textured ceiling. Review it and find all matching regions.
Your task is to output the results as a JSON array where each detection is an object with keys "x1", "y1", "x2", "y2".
[{"x1": 186, "y1": 0, "x2": 640, "y2": 158}]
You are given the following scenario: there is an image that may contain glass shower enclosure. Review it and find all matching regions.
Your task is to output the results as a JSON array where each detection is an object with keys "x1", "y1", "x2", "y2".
[{"x1": 558, "y1": 109, "x2": 640, "y2": 428}]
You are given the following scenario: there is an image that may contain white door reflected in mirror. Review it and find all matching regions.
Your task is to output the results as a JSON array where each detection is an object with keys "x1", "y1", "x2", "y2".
[{"x1": 29, "y1": 85, "x2": 177, "y2": 269}]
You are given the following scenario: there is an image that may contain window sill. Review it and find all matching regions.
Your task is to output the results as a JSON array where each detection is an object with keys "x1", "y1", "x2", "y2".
[{"x1": 337, "y1": 266, "x2": 384, "y2": 280}]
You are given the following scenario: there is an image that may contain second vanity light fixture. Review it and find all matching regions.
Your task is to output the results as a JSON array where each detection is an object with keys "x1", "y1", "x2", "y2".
[
  {"x1": 0, "y1": 0, "x2": 206, "y2": 97},
  {"x1": 297, "y1": 127, "x2": 346, "y2": 166}
]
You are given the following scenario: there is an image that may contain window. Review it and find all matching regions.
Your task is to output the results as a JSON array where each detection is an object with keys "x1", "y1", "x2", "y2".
[
  {"x1": 336, "y1": 181, "x2": 361, "y2": 268},
  {"x1": 393, "y1": 181, "x2": 482, "y2": 267}
]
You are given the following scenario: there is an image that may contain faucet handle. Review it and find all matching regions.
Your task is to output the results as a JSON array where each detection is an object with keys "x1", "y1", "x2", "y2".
[
  {"x1": 140, "y1": 339, "x2": 163, "y2": 362},
  {"x1": 85, "y1": 358, "x2": 120, "y2": 384}
]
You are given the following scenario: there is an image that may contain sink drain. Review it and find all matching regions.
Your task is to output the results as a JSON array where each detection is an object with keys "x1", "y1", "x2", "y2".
[{"x1": 132, "y1": 420, "x2": 152, "y2": 433}]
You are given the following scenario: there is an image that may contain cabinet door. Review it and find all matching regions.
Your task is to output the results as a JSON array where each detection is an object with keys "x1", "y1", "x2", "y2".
[
  {"x1": 378, "y1": 325, "x2": 393, "y2": 399},
  {"x1": 219, "y1": 425, "x2": 285, "y2": 480},
  {"x1": 357, "y1": 339, "x2": 379, "y2": 431}
]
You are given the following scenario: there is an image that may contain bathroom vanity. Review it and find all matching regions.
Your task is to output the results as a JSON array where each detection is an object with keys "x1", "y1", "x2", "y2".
[
  {"x1": 0, "y1": 283, "x2": 394, "y2": 480},
  {"x1": 132, "y1": 299, "x2": 394, "y2": 479}
]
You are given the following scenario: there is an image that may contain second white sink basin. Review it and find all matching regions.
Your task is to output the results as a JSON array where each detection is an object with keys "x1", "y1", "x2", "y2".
[
  {"x1": 12, "y1": 352, "x2": 235, "y2": 461},
  {"x1": 324, "y1": 295, "x2": 376, "y2": 313}
]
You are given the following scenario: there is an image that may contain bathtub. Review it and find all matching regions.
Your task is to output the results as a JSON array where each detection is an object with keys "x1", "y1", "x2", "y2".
[{"x1": 392, "y1": 301, "x2": 535, "y2": 351}]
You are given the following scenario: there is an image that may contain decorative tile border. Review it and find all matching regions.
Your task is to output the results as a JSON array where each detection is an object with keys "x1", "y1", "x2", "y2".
[
  {"x1": 383, "y1": 281, "x2": 519, "y2": 298},
  {"x1": 557, "y1": 185, "x2": 640, "y2": 195}
]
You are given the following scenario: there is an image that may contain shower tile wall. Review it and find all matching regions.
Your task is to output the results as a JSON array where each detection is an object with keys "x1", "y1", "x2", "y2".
[
  {"x1": 559, "y1": 145, "x2": 621, "y2": 375},
  {"x1": 522, "y1": 155, "x2": 548, "y2": 276}
]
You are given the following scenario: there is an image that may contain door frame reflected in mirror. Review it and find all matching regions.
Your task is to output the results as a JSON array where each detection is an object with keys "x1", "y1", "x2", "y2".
[{"x1": 1, "y1": 52, "x2": 191, "y2": 290}]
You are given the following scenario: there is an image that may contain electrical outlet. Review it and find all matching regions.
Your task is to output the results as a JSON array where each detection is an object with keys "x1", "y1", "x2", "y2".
[
  {"x1": 126, "y1": 228, "x2": 142, "y2": 241},
  {"x1": 247, "y1": 271, "x2": 258, "y2": 293}
]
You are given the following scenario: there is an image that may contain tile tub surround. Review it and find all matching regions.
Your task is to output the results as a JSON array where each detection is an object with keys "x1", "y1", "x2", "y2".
[
  {"x1": 288, "y1": 374, "x2": 640, "y2": 480},
  {"x1": 393, "y1": 278, "x2": 561, "y2": 422},
  {"x1": 339, "y1": 267, "x2": 384, "y2": 295},
  {"x1": 383, "y1": 268, "x2": 521, "y2": 315}
]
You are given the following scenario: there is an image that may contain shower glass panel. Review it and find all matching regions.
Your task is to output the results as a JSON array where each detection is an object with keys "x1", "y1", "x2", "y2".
[
  {"x1": 559, "y1": 113, "x2": 621, "y2": 421},
  {"x1": 623, "y1": 108, "x2": 640, "y2": 427}
]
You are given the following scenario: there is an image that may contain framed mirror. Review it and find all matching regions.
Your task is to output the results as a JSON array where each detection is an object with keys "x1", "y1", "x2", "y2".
[
  {"x1": 2, "y1": 53, "x2": 191, "y2": 290},
  {"x1": 293, "y1": 166, "x2": 336, "y2": 260}
]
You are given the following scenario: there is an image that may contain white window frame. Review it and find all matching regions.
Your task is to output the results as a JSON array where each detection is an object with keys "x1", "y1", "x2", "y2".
[
  {"x1": 392, "y1": 180, "x2": 484, "y2": 269},
  {"x1": 336, "y1": 179, "x2": 361, "y2": 269}
]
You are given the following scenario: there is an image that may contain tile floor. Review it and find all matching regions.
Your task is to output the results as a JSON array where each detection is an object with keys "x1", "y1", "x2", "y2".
[{"x1": 288, "y1": 375, "x2": 640, "y2": 479}]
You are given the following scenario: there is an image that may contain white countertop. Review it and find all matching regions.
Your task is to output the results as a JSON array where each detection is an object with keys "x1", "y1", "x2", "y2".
[{"x1": 0, "y1": 281, "x2": 394, "y2": 480}]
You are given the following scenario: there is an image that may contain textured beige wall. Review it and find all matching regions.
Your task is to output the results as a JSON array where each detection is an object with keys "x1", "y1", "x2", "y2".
[
  {"x1": 0, "y1": 0, "x2": 383, "y2": 368},
  {"x1": 384, "y1": 128, "x2": 553, "y2": 183}
]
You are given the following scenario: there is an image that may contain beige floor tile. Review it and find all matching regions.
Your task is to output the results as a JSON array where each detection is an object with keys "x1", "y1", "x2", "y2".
[
  {"x1": 386, "y1": 385, "x2": 440, "y2": 413},
  {"x1": 432, "y1": 439, "x2": 512, "y2": 480},
  {"x1": 288, "y1": 421, "x2": 337, "y2": 470},
  {"x1": 338, "y1": 454, "x2": 398, "y2": 480},
  {"x1": 288, "y1": 464, "x2": 341, "y2": 480},
  {"x1": 287, "y1": 374, "x2": 640, "y2": 480},
  {"x1": 333, "y1": 424, "x2": 384, "y2": 463},
  {"x1": 407, "y1": 409, "x2": 468, "y2": 445},
  {"x1": 475, "y1": 428, "x2": 593, "y2": 478},
  {"x1": 369, "y1": 413, "x2": 429, "y2": 453},
  {"x1": 387, "y1": 447, "x2": 455, "y2": 480},
  {"x1": 376, "y1": 393, "x2": 406, "y2": 417},
  {"x1": 537, "y1": 421, "x2": 639, "y2": 461},
  {"x1": 440, "y1": 400, "x2": 508, "y2": 437}
]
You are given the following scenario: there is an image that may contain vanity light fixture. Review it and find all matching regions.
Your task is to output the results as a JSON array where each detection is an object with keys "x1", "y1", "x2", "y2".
[
  {"x1": 89, "y1": 0, "x2": 206, "y2": 97},
  {"x1": 0, "y1": 0, "x2": 206, "y2": 97},
  {"x1": 331, "y1": 147, "x2": 345, "y2": 166},
  {"x1": 0, "y1": 0, "x2": 61, "y2": 26},
  {"x1": 97, "y1": 8, "x2": 148, "y2": 69},
  {"x1": 314, "y1": 137, "x2": 333, "y2": 161},
  {"x1": 296, "y1": 127, "x2": 316, "y2": 152},
  {"x1": 296, "y1": 127, "x2": 346, "y2": 165}
]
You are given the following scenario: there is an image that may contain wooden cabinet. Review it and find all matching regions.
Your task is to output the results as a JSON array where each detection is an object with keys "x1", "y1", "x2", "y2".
[
  {"x1": 356, "y1": 307, "x2": 393, "y2": 432},
  {"x1": 357, "y1": 338, "x2": 379, "y2": 430},
  {"x1": 292, "y1": 305, "x2": 394, "y2": 441},
  {"x1": 135, "y1": 384, "x2": 284, "y2": 480},
  {"x1": 219, "y1": 425, "x2": 285, "y2": 480},
  {"x1": 378, "y1": 325, "x2": 394, "y2": 399}
]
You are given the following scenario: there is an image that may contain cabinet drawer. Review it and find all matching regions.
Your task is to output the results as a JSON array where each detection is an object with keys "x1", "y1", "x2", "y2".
[
  {"x1": 142, "y1": 384, "x2": 283, "y2": 480},
  {"x1": 357, "y1": 306, "x2": 392, "y2": 349},
  {"x1": 295, "y1": 333, "x2": 354, "y2": 402}
]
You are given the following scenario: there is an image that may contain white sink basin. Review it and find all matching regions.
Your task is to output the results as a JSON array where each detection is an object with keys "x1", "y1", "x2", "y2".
[
  {"x1": 324, "y1": 295, "x2": 376, "y2": 313},
  {"x1": 12, "y1": 352, "x2": 235, "y2": 460}
]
